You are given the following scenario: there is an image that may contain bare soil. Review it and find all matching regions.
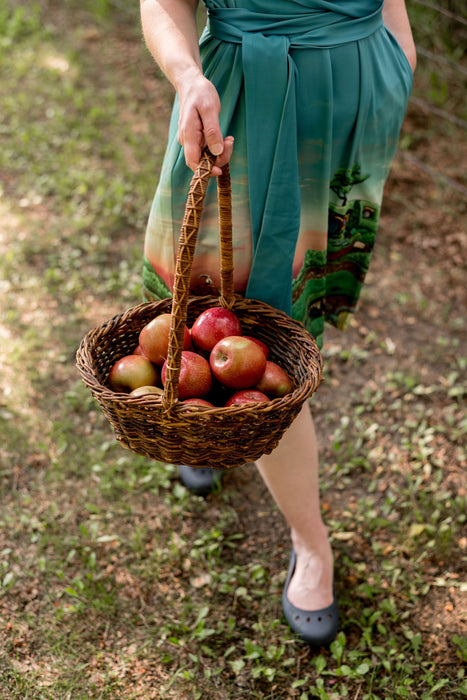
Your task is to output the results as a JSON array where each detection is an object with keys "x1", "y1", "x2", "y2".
[{"x1": 1, "y1": 3, "x2": 466, "y2": 698}]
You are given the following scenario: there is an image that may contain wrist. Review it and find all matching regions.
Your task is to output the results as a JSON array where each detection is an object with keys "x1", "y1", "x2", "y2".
[{"x1": 172, "y1": 62, "x2": 204, "y2": 95}]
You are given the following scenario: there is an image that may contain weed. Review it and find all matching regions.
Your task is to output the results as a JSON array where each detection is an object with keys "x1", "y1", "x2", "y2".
[{"x1": 0, "y1": 1, "x2": 465, "y2": 698}]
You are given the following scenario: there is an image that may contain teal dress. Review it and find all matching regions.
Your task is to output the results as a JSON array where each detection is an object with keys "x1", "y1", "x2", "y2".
[{"x1": 143, "y1": 0, "x2": 413, "y2": 348}]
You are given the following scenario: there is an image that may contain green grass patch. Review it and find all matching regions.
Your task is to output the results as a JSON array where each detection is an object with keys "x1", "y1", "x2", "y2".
[{"x1": 0, "y1": 0, "x2": 466, "y2": 698}]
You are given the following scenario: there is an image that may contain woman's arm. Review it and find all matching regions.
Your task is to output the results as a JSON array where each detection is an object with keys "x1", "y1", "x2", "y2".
[
  {"x1": 140, "y1": 0, "x2": 233, "y2": 174},
  {"x1": 382, "y1": 0, "x2": 417, "y2": 72}
]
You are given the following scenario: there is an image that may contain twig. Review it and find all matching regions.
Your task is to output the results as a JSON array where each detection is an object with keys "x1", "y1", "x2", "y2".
[
  {"x1": 416, "y1": 46, "x2": 467, "y2": 76},
  {"x1": 408, "y1": 96, "x2": 467, "y2": 130},
  {"x1": 411, "y1": 0, "x2": 467, "y2": 27},
  {"x1": 400, "y1": 151, "x2": 467, "y2": 195}
]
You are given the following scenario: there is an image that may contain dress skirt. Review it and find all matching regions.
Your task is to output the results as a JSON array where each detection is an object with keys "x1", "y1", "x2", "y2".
[{"x1": 142, "y1": 0, "x2": 413, "y2": 348}]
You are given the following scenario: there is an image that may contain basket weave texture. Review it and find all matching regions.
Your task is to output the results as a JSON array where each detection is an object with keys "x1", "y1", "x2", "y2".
[{"x1": 76, "y1": 151, "x2": 323, "y2": 469}]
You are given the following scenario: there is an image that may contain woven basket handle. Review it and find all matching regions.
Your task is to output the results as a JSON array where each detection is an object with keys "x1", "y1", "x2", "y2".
[{"x1": 163, "y1": 148, "x2": 235, "y2": 409}]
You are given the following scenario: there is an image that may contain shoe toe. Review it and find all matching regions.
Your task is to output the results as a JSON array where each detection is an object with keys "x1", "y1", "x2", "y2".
[
  {"x1": 178, "y1": 465, "x2": 223, "y2": 496},
  {"x1": 284, "y1": 598, "x2": 339, "y2": 647},
  {"x1": 282, "y1": 549, "x2": 339, "y2": 647}
]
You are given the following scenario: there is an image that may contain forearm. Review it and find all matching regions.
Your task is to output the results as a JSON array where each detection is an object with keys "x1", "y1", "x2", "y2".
[
  {"x1": 140, "y1": 0, "x2": 203, "y2": 92},
  {"x1": 383, "y1": 0, "x2": 417, "y2": 71},
  {"x1": 140, "y1": 0, "x2": 233, "y2": 173}
]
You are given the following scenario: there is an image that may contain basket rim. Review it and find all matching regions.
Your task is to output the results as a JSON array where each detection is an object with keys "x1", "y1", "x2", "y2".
[{"x1": 76, "y1": 294, "x2": 322, "y2": 415}]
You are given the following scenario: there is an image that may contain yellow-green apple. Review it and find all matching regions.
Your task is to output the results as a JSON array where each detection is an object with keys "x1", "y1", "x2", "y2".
[
  {"x1": 243, "y1": 336, "x2": 269, "y2": 359},
  {"x1": 130, "y1": 385, "x2": 164, "y2": 397},
  {"x1": 225, "y1": 389, "x2": 270, "y2": 407},
  {"x1": 108, "y1": 355, "x2": 160, "y2": 393},
  {"x1": 191, "y1": 307, "x2": 242, "y2": 353},
  {"x1": 255, "y1": 360, "x2": 293, "y2": 398},
  {"x1": 161, "y1": 350, "x2": 212, "y2": 400},
  {"x1": 210, "y1": 336, "x2": 267, "y2": 390},
  {"x1": 139, "y1": 313, "x2": 191, "y2": 365}
]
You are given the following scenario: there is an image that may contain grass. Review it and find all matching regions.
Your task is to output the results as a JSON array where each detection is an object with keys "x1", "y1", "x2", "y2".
[{"x1": 1, "y1": 0, "x2": 466, "y2": 698}]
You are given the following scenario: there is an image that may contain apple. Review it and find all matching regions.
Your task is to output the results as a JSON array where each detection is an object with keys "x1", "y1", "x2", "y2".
[
  {"x1": 209, "y1": 336, "x2": 267, "y2": 390},
  {"x1": 108, "y1": 355, "x2": 160, "y2": 393},
  {"x1": 139, "y1": 313, "x2": 191, "y2": 365},
  {"x1": 243, "y1": 335, "x2": 269, "y2": 359},
  {"x1": 130, "y1": 385, "x2": 164, "y2": 397},
  {"x1": 133, "y1": 344, "x2": 148, "y2": 357},
  {"x1": 180, "y1": 398, "x2": 215, "y2": 409},
  {"x1": 191, "y1": 307, "x2": 242, "y2": 353},
  {"x1": 225, "y1": 390, "x2": 270, "y2": 407},
  {"x1": 161, "y1": 350, "x2": 212, "y2": 400},
  {"x1": 255, "y1": 360, "x2": 293, "y2": 398}
]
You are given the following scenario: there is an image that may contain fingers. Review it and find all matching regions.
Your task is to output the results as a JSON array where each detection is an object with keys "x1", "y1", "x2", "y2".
[
  {"x1": 182, "y1": 130, "x2": 204, "y2": 174},
  {"x1": 177, "y1": 77, "x2": 233, "y2": 176},
  {"x1": 210, "y1": 136, "x2": 234, "y2": 177},
  {"x1": 204, "y1": 126, "x2": 224, "y2": 158},
  {"x1": 181, "y1": 128, "x2": 234, "y2": 177},
  {"x1": 183, "y1": 132, "x2": 234, "y2": 177}
]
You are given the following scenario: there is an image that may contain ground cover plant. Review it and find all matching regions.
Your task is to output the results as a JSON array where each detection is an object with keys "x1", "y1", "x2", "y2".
[{"x1": 0, "y1": 0, "x2": 466, "y2": 698}]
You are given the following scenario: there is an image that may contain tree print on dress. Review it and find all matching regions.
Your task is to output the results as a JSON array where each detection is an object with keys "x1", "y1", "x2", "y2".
[
  {"x1": 330, "y1": 164, "x2": 370, "y2": 207},
  {"x1": 292, "y1": 165, "x2": 379, "y2": 345}
]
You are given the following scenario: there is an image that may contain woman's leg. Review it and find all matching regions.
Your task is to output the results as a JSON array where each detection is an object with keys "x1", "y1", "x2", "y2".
[{"x1": 256, "y1": 402, "x2": 334, "y2": 610}]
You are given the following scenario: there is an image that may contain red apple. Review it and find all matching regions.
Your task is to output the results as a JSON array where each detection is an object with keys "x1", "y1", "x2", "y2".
[
  {"x1": 225, "y1": 390, "x2": 270, "y2": 407},
  {"x1": 139, "y1": 313, "x2": 191, "y2": 365},
  {"x1": 161, "y1": 350, "x2": 212, "y2": 400},
  {"x1": 133, "y1": 344, "x2": 148, "y2": 357},
  {"x1": 191, "y1": 307, "x2": 242, "y2": 353},
  {"x1": 130, "y1": 385, "x2": 164, "y2": 397},
  {"x1": 209, "y1": 336, "x2": 267, "y2": 390},
  {"x1": 108, "y1": 355, "x2": 160, "y2": 393},
  {"x1": 180, "y1": 398, "x2": 215, "y2": 409},
  {"x1": 255, "y1": 361, "x2": 293, "y2": 398},
  {"x1": 243, "y1": 335, "x2": 269, "y2": 359}
]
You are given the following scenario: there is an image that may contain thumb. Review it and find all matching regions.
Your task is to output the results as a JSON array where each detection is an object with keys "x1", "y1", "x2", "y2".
[{"x1": 204, "y1": 125, "x2": 224, "y2": 157}]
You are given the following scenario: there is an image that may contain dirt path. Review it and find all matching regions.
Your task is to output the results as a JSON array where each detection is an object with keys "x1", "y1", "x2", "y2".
[{"x1": 1, "y1": 3, "x2": 466, "y2": 698}]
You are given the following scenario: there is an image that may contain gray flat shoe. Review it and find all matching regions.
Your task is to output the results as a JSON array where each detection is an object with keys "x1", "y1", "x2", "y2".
[
  {"x1": 282, "y1": 548, "x2": 339, "y2": 647},
  {"x1": 178, "y1": 465, "x2": 224, "y2": 496}
]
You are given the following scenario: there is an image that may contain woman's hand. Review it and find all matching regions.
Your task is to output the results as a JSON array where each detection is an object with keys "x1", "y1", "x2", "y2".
[
  {"x1": 382, "y1": 0, "x2": 417, "y2": 73},
  {"x1": 141, "y1": 0, "x2": 233, "y2": 175},
  {"x1": 177, "y1": 71, "x2": 234, "y2": 176}
]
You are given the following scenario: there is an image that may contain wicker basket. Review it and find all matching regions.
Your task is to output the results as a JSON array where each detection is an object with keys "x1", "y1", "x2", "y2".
[{"x1": 76, "y1": 150, "x2": 323, "y2": 469}]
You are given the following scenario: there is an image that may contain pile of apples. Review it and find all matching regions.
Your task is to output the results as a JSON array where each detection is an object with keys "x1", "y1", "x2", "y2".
[{"x1": 107, "y1": 307, "x2": 293, "y2": 408}]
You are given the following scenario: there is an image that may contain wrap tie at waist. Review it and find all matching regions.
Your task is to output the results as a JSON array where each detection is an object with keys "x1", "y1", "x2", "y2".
[
  {"x1": 202, "y1": 4, "x2": 384, "y2": 314},
  {"x1": 207, "y1": 4, "x2": 383, "y2": 49}
]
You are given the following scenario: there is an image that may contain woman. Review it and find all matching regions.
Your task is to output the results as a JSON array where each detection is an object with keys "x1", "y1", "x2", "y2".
[{"x1": 140, "y1": 0, "x2": 415, "y2": 646}]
